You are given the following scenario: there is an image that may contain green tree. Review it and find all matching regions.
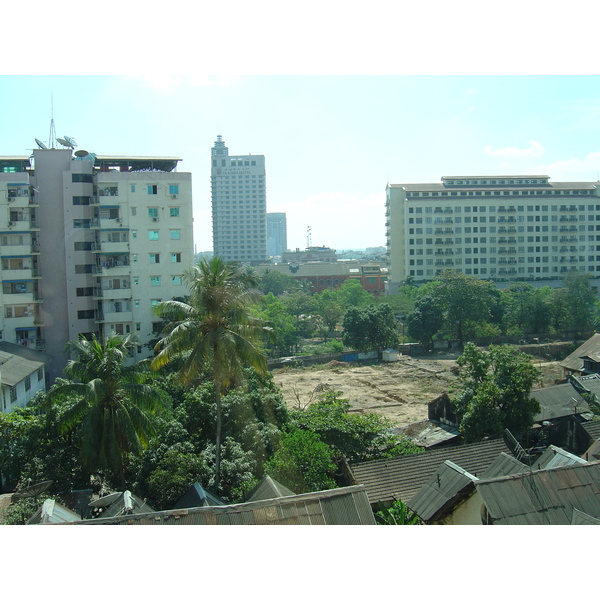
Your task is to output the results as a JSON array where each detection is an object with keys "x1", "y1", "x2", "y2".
[
  {"x1": 452, "y1": 343, "x2": 541, "y2": 442},
  {"x1": 342, "y1": 303, "x2": 400, "y2": 352},
  {"x1": 314, "y1": 289, "x2": 344, "y2": 340},
  {"x1": 45, "y1": 333, "x2": 164, "y2": 490},
  {"x1": 405, "y1": 294, "x2": 444, "y2": 347},
  {"x1": 259, "y1": 270, "x2": 298, "y2": 296},
  {"x1": 560, "y1": 271, "x2": 597, "y2": 334},
  {"x1": 337, "y1": 278, "x2": 373, "y2": 310},
  {"x1": 254, "y1": 293, "x2": 300, "y2": 355},
  {"x1": 430, "y1": 270, "x2": 498, "y2": 346},
  {"x1": 264, "y1": 428, "x2": 337, "y2": 494},
  {"x1": 151, "y1": 257, "x2": 272, "y2": 493},
  {"x1": 375, "y1": 500, "x2": 422, "y2": 525}
]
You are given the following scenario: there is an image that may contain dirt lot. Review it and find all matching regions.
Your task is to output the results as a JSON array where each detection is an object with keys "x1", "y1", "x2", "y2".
[{"x1": 272, "y1": 352, "x2": 565, "y2": 428}]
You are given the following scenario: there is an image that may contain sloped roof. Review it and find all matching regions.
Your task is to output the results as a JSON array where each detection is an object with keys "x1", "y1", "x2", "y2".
[
  {"x1": 0, "y1": 341, "x2": 51, "y2": 386},
  {"x1": 581, "y1": 420, "x2": 600, "y2": 441},
  {"x1": 350, "y1": 436, "x2": 513, "y2": 505},
  {"x1": 407, "y1": 460, "x2": 478, "y2": 522},
  {"x1": 533, "y1": 445, "x2": 587, "y2": 470},
  {"x1": 560, "y1": 334, "x2": 600, "y2": 373},
  {"x1": 530, "y1": 384, "x2": 592, "y2": 422},
  {"x1": 245, "y1": 476, "x2": 295, "y2": 502},
  {"x1": 26, "y1": 499, "x2": 81, "y2": 524},
  {"x1": 53, "y1": 485, "x2": 375, "y2": 525},
  {"x1": 480, "y1": 452, "x2": 527, "y2": 479},
  {"x1": 572, "y1": 508, "x2": 600, "y2": 524},
  {"x1": 476, "y1": 461, "x2": 600, "y2": 525},
  {"x1": 173, "y1": 482, "x2": 225, "y2": 509}
]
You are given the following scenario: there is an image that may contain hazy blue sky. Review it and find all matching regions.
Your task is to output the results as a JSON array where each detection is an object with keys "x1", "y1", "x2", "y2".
[{"x1": 2, "y1": 75, "x2": 600, "y2": 252}]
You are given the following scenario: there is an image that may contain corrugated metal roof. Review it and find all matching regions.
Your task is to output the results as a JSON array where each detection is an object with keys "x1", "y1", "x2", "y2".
[
  {"x1": 245, "y1": 476, "x2": 295, "y2": 502},
  {"x1": 476, "y1": 461, "x2": 600, "y2": 525},
  {"x1": 530, "y1": 384, "x2": 592, "y2": 421},
  {"x1": 560, "y1": 334, "x2": 600, "y2": 373},
  {"x1": 49, "y1": 486, "x2": 375, "y2": 525},
  {"x1": 350, "y1": 436, "x2": 513, "y2": 506},
  {"x1": 480, "y1": 452, "x2": 527, "y2": 479},
  {"x1": 571, "y1": 508, "x2": 600, "y2": 524},
  {"x1": 173, "y1": 482, "x2": 225, "y2": 508},
  {"x1": 407, "y1": 460, "x2": 478, "y2": 522},
  {"x1": 26, "y1": 499, "x2": 81, "y2": 524},
  {"x1": 533, "y1": 445, "x2": 587, "y2": 470}
]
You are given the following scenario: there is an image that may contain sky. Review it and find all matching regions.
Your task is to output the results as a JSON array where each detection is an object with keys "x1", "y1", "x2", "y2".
[{"x1": 3, "y1": 75, "x2": 600, "y2": 253}]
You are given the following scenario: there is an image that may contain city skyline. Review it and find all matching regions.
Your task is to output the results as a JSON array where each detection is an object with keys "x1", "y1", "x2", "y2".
[{"x1": 2, "y1": 76, "x2": 600, "y2": 253}]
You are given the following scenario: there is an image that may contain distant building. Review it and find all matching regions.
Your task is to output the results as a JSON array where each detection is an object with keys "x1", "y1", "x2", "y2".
[
  {"x1": 267, "y1": 212, "x2": 287, "y2": 257},
  {"x1": 282, "y1": 246, "x2": 337, "y2": 263},
  {"x1": 0, "y1": 147, "x2": 193, "y2": 381},
  {"x1": 386, "y1": 175, "x2": 600, "y2": 293},
  {"x1": 255, "y1": 260, "x2": 388, "y2": 295},
  {"x1": 210, "y1": 136, "x2": 267, "y2": 264}
]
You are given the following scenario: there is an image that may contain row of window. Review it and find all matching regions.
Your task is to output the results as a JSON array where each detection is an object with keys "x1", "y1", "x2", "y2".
[
  {"x1": 406, "y1": 190, "x2": 593, "y2": 197},
  {"x1": 407, "y1": 204, "x2": 600, "y2": 213},
  {"x1": 71, "y1": 176, "x2": 181, "y2": 197},
  {"x1": 409, "y1": 265, "x2": 600, "y2": 277},
  {"x1": 409, "y1": 256, "x2": 599, "y2": 265}
]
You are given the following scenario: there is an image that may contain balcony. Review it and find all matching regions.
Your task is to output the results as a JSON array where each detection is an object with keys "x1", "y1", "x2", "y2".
[
  {"x1": 98, "y1": 287, "x2": 132, "y2": 300},
  {"x1": 101, "y1": 311, "x2": 133, "y2": 323}
]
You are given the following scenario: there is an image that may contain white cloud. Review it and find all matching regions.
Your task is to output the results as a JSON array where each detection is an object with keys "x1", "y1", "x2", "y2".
[
  {"x1": 484, "y1": 140, "x2": 545, "y2": 158},
  {"x1": 536, "y1": 152, "x2": 600, "y2": 180}
]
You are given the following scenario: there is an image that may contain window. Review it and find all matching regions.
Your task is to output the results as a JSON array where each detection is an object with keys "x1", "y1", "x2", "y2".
[
  {"x1": 72, "y1": 173, "x2": 93, "y2": 183},
  {"x1": 170, "y1": 229, "x2": 181, "y2": 240},
  {"x1": 72, "y1": 196, "x2": 90, "y2": 205},
  {"x1": 131, "y1": 207, "x2": 137, "y2": 216},
  {"x1": 148, "y1": 185, "x2": 158, "y2": 195},
  {"x1": 171, "y1": 253, "x2": 181, "y2": 263},
  {"x1": 10, "y1": 387, "x2": 17, "y2": 404},
  {"x1": 149, "y1": 231, "x2": 159, "y2": 240},
  {"x1": 133, "y1": 276, "x2": 139, "y2": 285},
  {"x1": 77, "y1": 309, "x2": 95, "y2": 319},
  {"x1": 24, "y1": 376, "x2": 31, "y2": 391},
  {"x1": 172, "y1": 276, "x2": 182, "y2": 286},
  {"x1": 133, "y1": 254, "x2": 138, "y2": 262},
  {"x1": 150, "y1": 276, "x2": 161, "y2": 286},
  {"x1": 75, "y1": 264, "x2": 93, "y2": 274},
  {"x1": 150, "y1": 253, "x2": 160, "y2": 264},
  {"x1": 151, "y1": 299, "x2": 161, "y2": 307},
  {"x1": 76, "y1": 287, "x2": 94, "y2": 296},
  {"x1": 37, "y1": 368, "x2": 43, "y2": 381},
  {"x1": 134, "y1": 299, "x2": 140, "y2": 308},
  {"x1": 132, "y1": 230, "x2": 137, "y2": 239},
  {"x1": 136, "y1": 323, "x2": 141, "y2": 331},
  {"x1": 74, "y1": 241, "x2": 92, "y2": 251},
  {"x1": 73, "y1": 219, "x2": 91, "y2": 228},
  {"x1": 148, "y1": 207, "x2": 158, "y2": 219},
  {"x1": 131, "y1": 185, "x2": 136, "y2": 193},
  {"x1": 170, "y1": 207, "x2": 180, "y2": 217},
  {"x1": 169, "y1": 185, "x2": 179, "y2": 195}
]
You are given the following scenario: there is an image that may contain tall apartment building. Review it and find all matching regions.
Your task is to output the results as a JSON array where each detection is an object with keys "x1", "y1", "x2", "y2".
[
  {"x1": 386, "y1": 175, "x2": 600, "y2": 293},
  {"x1": 267, "y1": 212, "x2": 287, "y2": 257},
  {"x1": 0, "y1": 147, "x2": 193, "y2": 382},
  {"x1": 211, "y1": 136, "x2": 267, "y2": 264}
]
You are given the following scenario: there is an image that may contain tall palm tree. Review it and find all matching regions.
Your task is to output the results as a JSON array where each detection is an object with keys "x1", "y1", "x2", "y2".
[
  {"x1": 46, "y1": 333, "x2": 164, "y2": 490},
  {"x1": 151, "y1": 257, "x2": 272, "y2": 492}
]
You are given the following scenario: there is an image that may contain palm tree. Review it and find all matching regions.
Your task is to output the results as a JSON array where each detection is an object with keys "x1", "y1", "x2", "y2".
[
  {"x1": 151, "y1": 257, "x2": 272, "y2": 492},
  {"x1": 46, "y1": 333, "x2": 164, "y2": 490}
]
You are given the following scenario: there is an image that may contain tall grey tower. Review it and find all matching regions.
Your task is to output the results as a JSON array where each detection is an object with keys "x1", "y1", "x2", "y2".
[
  {"x1": 210, "y1": 136, "x2": 267, "y2": 264},
  {"x1": 267, "y1": 212, "x2": 287, "y2": 257}
]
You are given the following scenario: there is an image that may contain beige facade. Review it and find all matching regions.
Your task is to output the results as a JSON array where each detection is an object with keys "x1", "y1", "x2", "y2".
[
  {"x1": 0, "y1": 149, "x2": 193, "y2": 382},
  {"x1": 386, "y1": 175, "x2": 600, "y2": 293}
]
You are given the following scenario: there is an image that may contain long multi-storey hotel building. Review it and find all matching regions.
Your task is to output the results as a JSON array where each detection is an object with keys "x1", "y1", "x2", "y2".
[
  {"x1": 0, "y1": 147, "x2": 193, "y2": 381},
  {"x1": 386, "y1": 175, "x2": 600, "y2": 294}
]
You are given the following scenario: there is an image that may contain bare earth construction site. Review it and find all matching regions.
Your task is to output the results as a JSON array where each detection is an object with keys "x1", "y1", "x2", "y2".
[{"x1": 272, "y1": 353, "x2": 564, "y2": 431}]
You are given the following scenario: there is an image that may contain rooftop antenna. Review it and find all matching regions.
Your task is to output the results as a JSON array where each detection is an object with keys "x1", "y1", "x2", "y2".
[
  {"x1": 48, "y1": 93, "x2": 57, "y2": 149},
  {"x1": 307, "y1": 225, "x2": 312, "y2": 249}
]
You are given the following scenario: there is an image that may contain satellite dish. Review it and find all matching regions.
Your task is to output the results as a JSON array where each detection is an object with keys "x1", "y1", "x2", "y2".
[
  {"x1": 74, "y1": 149, "x2": 89, "y2": 157},
  {"x1": 64, "y1": 135, "x2": 77, "y2": 147},
  {"x1": 35, "y1": 138, "x2": 47, "y2": 149},
  {"x1": 11, "y1": 480, "x2": 53, "y2": 500},
  {"x1": 56, "y1": 137, "x2": 69, "y2": 147}
]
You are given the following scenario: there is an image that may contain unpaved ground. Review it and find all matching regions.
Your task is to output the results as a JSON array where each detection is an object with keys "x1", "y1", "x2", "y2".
[{"x1": 272, "y1": 353, "x2": 565, "y2": 428}]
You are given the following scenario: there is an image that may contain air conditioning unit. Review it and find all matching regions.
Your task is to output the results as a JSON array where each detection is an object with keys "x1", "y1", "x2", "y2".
[
  {"x1": 116, "y1": 218, "x2": 122, "y2": 223},
  {"x1": 152, "y1": 217, "x2": 159, "y2": 222},
  {"x1": 8, "y1": 221, "x2": 14, "y2": 226},
  {"x1": 171, "y1": 194, "x2": 178, "y2": 199},
  {"x1": 8, "y1": 197, "x2": 15, "y2": 202}
]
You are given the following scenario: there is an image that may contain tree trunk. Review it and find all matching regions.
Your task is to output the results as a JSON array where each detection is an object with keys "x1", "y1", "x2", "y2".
[{"x1": 214, "y1": 381, "x2": 222, "y2": 493}]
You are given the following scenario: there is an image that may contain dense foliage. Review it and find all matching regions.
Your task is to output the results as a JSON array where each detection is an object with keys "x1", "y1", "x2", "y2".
[{"x1": 452, "y1": 343, "x2": 541, "y2": 442}]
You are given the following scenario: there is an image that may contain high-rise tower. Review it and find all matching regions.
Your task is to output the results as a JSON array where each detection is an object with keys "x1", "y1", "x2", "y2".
[
  {"x1": 267, "y1": 212, "x2": 287, "y2": 257},
  {"x1": 211, "y1": 136, "x2": 267, "y2": 264}
]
